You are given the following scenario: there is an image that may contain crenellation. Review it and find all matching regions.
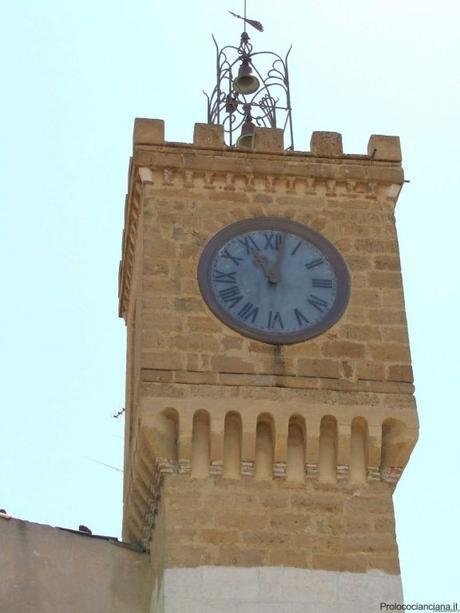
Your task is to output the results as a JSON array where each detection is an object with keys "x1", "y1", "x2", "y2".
[
  {"x1": 133, "y1": 118, "x2": 165, "y2": 146},
  {"x1": 310, "y1": 131, "x2": 344, "y2": 157},
  {"x1": 193, "y1": 122, "x2": 225, "y2": 148},
  {"x1": 367, "y1": 135, "x2": 402, "y2": 162},
  {"x1": 253, "y1": 127, "x2": 284, "y2": 152}
]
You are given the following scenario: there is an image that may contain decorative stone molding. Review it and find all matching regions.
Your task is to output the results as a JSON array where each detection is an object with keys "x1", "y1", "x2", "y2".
[
  {"x1": 141, "y1": 368, "x2": 415, "y2": 396},
  {"x1": 123, "y1": 403, "x2": 416, "y2": 546}
]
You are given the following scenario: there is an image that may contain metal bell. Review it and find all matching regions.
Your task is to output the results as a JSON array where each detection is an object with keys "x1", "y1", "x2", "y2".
[
  {"x1": 233, "y1": 60, "x2": 260, "y2": 95},
  {"x1": 236, "y1": 118, "x2": 255, "y2": 148}
]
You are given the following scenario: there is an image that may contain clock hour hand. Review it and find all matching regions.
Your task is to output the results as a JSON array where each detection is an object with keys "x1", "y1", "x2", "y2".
[
  {"x1": 252, "y1": 249, "x2": 271, "y2": 280},
  {"x1": 268, "y1": 233, "x2": 287, "y2": 283}
]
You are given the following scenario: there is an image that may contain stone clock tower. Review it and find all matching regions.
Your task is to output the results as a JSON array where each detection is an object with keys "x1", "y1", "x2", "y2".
[{"x1": 118, "y1": 117, "x2": 418, "y2": 611}]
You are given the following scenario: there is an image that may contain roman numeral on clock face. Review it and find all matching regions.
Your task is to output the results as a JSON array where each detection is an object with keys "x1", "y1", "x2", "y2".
[
  {"x1": 219, "y1": 285, "x2": 243, "y2": 308},
  {"x1": 237, "y1": 302, "x2": 259, "y2": 323},
  {"x1": 305, "y1": 257, "x2": 324, "y2": 269},
  {"x1": 263, "y1": 232, "x2": 283, "y2": 250},
  {"x1": 220, "y1": 248, "x2": 243, "y2": 266},
  {"x1": 294, "y1": 308, "x2": 310, "y2": 326},
  {"x1": 238, "y1": 235, "x2": 259, "y2": 255},
  {"x1": 291, "y1": 240, "x2": 302, "y2": 256},
  {"x1": 308, "y1": 294, "x2": 329, "y2": 313},
  {"x1": 213, "y1": 270, "x2": 237, "y2": 284},
  {"x1": 268, "y1": 310, "x2": 284, "y2": 329},
  {"x1": 312, "y1": 278, "x2": 333, "y2": 288}
]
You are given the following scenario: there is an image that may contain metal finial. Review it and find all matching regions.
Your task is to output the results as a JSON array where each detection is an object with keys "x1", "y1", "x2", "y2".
[
  {"x1": 228, "y1": 9, "x2": 264, "y2": 32},
  {"x1": 228, "y1": 0, "x2": 263, "y2": 32}
]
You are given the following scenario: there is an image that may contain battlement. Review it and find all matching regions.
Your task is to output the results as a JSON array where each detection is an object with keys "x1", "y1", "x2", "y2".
[{"x1": 132, "y1": 118, "x2": 402, "y2": 162}]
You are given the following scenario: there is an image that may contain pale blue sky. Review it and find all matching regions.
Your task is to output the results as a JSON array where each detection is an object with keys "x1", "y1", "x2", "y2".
[{"x1": 1, "y1": 0, "x2": 459, "y2": 604}]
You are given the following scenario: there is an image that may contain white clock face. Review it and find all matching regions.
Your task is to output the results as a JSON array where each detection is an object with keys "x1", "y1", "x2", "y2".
[{"x1": 198, "y1": 218, "x2": 350, "y2": 344}]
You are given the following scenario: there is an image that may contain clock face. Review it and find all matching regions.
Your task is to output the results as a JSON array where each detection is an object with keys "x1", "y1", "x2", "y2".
[{"x1": 198, "y1": 218, "x2": 350, "y2": 344}]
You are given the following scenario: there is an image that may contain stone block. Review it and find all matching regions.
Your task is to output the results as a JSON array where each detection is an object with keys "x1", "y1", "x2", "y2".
[
  {"x1": 193, "y1": 123, "x2": 225, "y2": 148},
  {"x1": 290, "y1": 493, "x2": 343, "y2": 514},
  {"x1": 367, "y1": 309, "x2": 406, "y2": 325},
  {"x1": 342, "y1": 535, "x2": 396, "y2": 554},
  {"x1": 356, "y1": 361, "x2": 385, "y2": 381},
  {"x1": 268, "y1": 548, "x2": 310, "y2": 567},
  {"x1": 211, "y1": 355, "x2": 256, "y2": 373},
  {"x1": 351, "y1": 289, "x2": 381, "y2": 308},
  {"x1": 354, "y1": 238, "x2": 389, "y2": 254},
  {"x1": 367, "y1": 271, "x2": 402, "y2": 289},
  {"x1": 387, "y1": 364, "x2": 413, "y2": 383},
  {"x1": 142, "y1": 351, "x2": 184, "y2": 370},
  {"x1": 374, "y1": 517, "x2": 396, "y2": 533},
  {"x1": 367, "y1": 555, "x2": 400, "y2": 575},
  {"x1": 344, "y1": 496, "x2": 394, "y2": 515},
  {"x1": 322, "y1": 340, "x2": 366, "y2": 359},
  {"x1": 218, "y1": 547, "x2": 266, "y2": 567},
  {"x1": 369, "y1": 343, "x2": 411, "y2": 362},
  {"x1": 368, "y1": 135, "x2": 402, "y2": 162},
  {"x1": 133, "y1": 118, "x2": 164, "y2": 146},
  {"x1": 297, "y1": 358, "x2": 340, "y2": 379},
  {"x1": 381, "y1": 326, "x2": 408, "y2": 343},
  {"x1": 374, "y1": 256, "x2": 401, "y2": 271},
  {"x1": 311, "y1": 553, "x2": 368, "y2": 573},
  {"x1": 253, "y1": 127, "x2": 284, "y2": 152},
  {"x1": 340, "y1": 325, "x2": 382, "y2": 342},
  {"x1": 310, "y1": 132, "x2": 343, "y2": 157}
]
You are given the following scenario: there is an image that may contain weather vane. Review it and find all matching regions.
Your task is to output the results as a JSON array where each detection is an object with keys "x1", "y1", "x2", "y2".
[
  {"x1": 204, "y1": 1, "x2": 294, "y2": 149},
  {"x1": 228, "y1": 0, "x2": 264, "y2": 33}
]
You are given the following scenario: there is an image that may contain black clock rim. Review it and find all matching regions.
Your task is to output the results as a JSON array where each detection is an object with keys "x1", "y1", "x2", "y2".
[{"x1": 197, "y1": 217, "x2": 351, "y2": 345}]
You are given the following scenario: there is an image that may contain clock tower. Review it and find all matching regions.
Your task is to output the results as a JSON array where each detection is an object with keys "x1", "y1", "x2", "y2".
[{"x1": 118, "y1": 27, "x2": 418, "y2": 613}]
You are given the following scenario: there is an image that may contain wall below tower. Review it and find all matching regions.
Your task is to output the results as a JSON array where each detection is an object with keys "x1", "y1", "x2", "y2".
[{"x1": 0, "y1": 518, "x2": 151, "y2": 613}]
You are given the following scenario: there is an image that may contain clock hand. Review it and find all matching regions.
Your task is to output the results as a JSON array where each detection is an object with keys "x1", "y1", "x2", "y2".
[
  {"x1": 252, "y1": 249, "x2": 271, "y2": 280},
  {"x1": 268, "y1": 233, "x2": 287, "y2": 283}
]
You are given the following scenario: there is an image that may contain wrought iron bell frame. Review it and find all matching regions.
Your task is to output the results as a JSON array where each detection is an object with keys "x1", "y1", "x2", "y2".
[{"x1": 204, "y1": 30, "x2": 294, "y2": 150}]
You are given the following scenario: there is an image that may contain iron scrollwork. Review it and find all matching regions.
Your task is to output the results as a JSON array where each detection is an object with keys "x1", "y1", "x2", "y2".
[{"x1": 204, "y1": 31, "x2": 294, "y2": 149}]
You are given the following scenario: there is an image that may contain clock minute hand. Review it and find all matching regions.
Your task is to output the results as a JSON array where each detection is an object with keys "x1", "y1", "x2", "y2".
[{"x1": 268, "y1": 233, "x2": 287, "y2": 283}]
